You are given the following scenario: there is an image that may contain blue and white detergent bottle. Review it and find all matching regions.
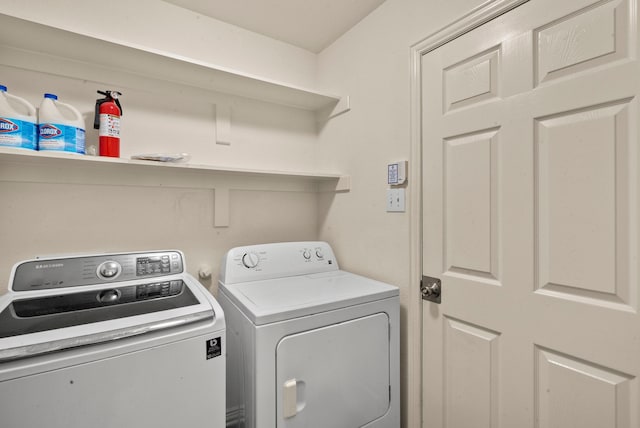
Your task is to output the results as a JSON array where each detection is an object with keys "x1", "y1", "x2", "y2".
[
  {"x1": 38, "y1": 93, "x2": 85, "y2": 154},
  {"x1": 0, "y1": 85, "x2": 37, "y2": 150}
]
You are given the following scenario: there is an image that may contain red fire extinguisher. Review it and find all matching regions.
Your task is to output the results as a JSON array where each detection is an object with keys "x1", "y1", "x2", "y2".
[{"x1": 94, "y1": 90, "x2": 123, "y2": 157}]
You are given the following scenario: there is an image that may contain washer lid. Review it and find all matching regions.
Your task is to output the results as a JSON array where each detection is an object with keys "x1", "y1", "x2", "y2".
[
  {"x1": 0, "y1": 275, "x2": 220, "y2": 362},
  {"x1": 220, "y1": 270, "x2": 398, "y2": 325}
]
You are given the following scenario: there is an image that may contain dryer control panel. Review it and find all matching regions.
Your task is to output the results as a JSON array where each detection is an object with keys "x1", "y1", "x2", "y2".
[
  {"x1": 219, "y1": 241, "x2": 338, "y2": 284},
  {"x1": 10, "y1": 251, "x2": 184, "y2": 292}
]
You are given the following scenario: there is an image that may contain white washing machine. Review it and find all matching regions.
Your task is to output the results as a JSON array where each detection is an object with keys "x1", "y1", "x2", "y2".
[
  {"x1": 218, "y1": 241, "x2": 400, "y2": 428},
  {"x1": 0, "y1": 250, "x2": 226, "y2": 428}
]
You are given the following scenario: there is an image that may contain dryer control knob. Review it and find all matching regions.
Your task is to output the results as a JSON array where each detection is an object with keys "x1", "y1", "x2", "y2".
[
  {"x1": 302, "y1": 250, "x2": 311, "y2": 260},
  {"x1": 98, "y1": 261, "x2": 121, "y2": 279},
  {"x1": 315, "y1": 249, "x2": 324, "y2": 259},
  {"x1": 242, "y1": 252, "x2": 260, "y2": 269}
]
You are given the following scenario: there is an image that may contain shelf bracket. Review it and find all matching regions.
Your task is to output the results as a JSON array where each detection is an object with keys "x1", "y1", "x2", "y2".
[
  {"x1": 216, "y1": 104, "x2": 232, "y2": 146},
  {"x1": 329, "y1": 96, "x2": 351, "y2": 119},
  {"x1": 319, "y1": 175, "x2": 351, "y2": 192},
  {"x1": 214, "y1": 187, "x2": 230, "y2": 228},
  {"x1": 316, "y1": 96, "x2": 350, "y2": 125}
]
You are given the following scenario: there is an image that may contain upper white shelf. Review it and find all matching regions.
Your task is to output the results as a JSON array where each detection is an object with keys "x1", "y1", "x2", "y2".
[{"x1": 0, "y1": 13, "x2": 344, "y2": 112}]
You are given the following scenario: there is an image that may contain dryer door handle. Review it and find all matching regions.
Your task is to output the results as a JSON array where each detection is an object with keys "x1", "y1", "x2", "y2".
[{"x1": 283, "y1": 378, "x2": 298, "y2": 418}]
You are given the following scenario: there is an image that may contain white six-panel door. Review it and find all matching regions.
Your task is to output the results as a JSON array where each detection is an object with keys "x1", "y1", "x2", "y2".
[{"x1": 421, "y1": 0, "x2": 639, "y2": 426}]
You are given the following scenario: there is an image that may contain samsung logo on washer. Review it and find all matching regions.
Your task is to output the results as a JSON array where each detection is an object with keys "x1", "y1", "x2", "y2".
[{"x1": 35, "y1": 263, "x2": 64, "y2": 269}]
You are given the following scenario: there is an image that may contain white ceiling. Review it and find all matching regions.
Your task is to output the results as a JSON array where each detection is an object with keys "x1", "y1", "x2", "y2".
[{"x1": 162, "y1": 0, "x2": 387, "y2": 53}]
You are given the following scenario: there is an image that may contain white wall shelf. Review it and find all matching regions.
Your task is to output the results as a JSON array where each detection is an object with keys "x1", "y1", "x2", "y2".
[
  {"x1": 0, "y1": 148, "x2": 349, "y2": 185},
  {"x1": 0, "y1": 13, "x2": 349, "y2": 113},
  {"x1": 0, "y1": 148, "x2": 350, "y2": 227},
  {"x1": 0, "y1": 14, "x2": 351, "y2": 227}
]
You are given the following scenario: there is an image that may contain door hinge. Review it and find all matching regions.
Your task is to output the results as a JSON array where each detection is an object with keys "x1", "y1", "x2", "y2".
[{"x1": 421, "y1": 276, "x2": 441, "y2": 304}]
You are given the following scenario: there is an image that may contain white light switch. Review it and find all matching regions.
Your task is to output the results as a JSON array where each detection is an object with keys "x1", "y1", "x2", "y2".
[{"x1": 386, "y1": 188, "x2": 405, "y2": 212}]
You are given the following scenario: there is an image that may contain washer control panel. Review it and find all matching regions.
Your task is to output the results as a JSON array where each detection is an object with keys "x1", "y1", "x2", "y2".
[
  {"x1": 220, "y1": 241, "x2": 338, "y2": 285},
  {"x1": 11, "y1": 251, "x2": 184, "y2": 292}
]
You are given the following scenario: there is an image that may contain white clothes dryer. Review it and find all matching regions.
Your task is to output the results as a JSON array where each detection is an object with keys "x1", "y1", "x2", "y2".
[
  {"x1": 0, "y1": 250, "x2": 226, "y2": 428},
  {"x1": 218, "y1": 241, "x2": 400, "y2": 428}
]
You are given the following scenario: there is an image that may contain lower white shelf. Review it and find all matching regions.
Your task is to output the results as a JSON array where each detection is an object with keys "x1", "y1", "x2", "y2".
[{"x1": 0, "y1": 148, "x2": 350, "y2": 227}]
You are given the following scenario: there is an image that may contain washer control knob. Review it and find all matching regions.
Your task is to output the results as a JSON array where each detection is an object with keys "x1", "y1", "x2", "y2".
[
  {"x1": 242, "y1": 252, "x2": 260, "y2": 269},
  {"x1": 315, "y1": 249, "x2": 324, "y2": 259},
  {"x1": 302, "y1": 250, "x2": 311, "y2": 260},
  {"x1": 98, "y1": 261, "x2": 121, "y2": 279}
]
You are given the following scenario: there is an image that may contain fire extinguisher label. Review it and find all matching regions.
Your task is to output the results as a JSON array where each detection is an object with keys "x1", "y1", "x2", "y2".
[{"x1": 99, "y1": 114, "x2": 120, "y2": 137}]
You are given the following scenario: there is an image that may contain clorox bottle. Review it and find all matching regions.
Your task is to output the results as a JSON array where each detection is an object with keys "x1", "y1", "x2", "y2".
[
  {"x1": 0, "y1": 85, "x2": 37, "y2": 150},
  {"x1": 38, "y1": 93, "x2": 85, "y2": 154}
]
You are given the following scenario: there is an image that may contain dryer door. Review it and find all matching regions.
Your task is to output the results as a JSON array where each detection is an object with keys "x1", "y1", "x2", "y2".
[{"x1": 276, "y1": 312, "x2": 390, "y2": 427}]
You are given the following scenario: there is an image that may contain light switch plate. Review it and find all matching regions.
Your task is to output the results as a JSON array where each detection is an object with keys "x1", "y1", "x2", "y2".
[{"x1": 386, "y1": 188, "x2": 405, "y2": 212}]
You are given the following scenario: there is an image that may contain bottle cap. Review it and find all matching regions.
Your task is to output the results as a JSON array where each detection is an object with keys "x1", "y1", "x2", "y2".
[
  {"x1": 0, "y1": 85, "x2": 6, "y2": 92},
  {"x1": 44, "y1": 93, "x2": 58, "y2": 100}
]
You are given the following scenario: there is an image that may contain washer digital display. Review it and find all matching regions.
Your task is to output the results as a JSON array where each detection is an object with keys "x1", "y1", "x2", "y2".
[{"x1": 137, "y1": 255, "x2": 171, "y2": 276}]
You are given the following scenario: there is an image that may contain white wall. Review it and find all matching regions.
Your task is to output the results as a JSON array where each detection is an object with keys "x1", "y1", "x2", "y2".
[
  {"x1": 0, "y1": 0, "x2": 318, "y2": 89},
  {"x1": 1, "y1": 67, "x2": 319, "y2": 170},
  {"x1": 0, "y1": 180, "x2": 318, "y2": 290},
  {"x1": 0, "y1": 1, "x2": 325, "y2": 292},
  {"x1": 1, "y1": 0, "x2": 499, "y2": 426},
  {"x1": 316, "y1": 0, "x2": 490, "y2": 425}
]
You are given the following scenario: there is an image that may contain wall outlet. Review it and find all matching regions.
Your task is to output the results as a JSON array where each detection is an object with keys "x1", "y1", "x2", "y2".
[{"x1": 386, "y1": 188, "x2": 405, "y2": 212}]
